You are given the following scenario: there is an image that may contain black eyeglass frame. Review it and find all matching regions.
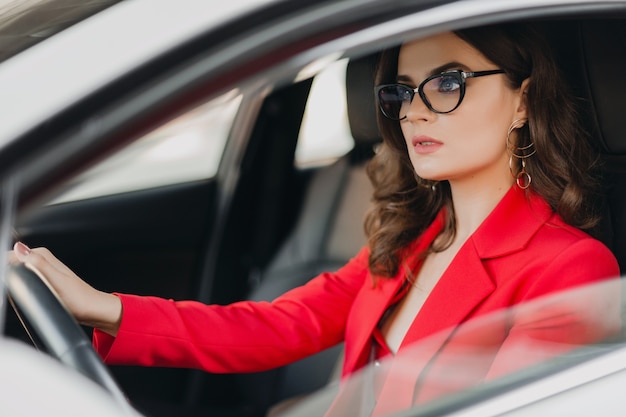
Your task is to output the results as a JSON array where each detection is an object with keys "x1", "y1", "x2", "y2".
[{"x1": 375, "y1": 69, "x2": 506, "y2": 120}]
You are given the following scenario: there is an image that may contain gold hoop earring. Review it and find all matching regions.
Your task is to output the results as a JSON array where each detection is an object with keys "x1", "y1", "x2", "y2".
[
  {"x1": 506, "y1": 118, "x2": 534, "y2": 189},
  {"x1": 509, "y1": 156, "x2": 531, "y2": 189},
  {"x1": 506, "y1": 118, "x2": 535, "y2": 158}
]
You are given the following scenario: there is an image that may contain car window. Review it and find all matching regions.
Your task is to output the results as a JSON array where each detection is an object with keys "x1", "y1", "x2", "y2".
[
  {"x1": 51, "y1": 90, "x2": 242, "y2": 203},
  {"x1": 296, "y1": 58, "x2": 354, "y2": 168},
  {"x1": 52, "y1": 59, "x2": 353, "y2": 204}
]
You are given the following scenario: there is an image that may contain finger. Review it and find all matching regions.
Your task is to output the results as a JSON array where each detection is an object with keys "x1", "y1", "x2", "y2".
[
  {"x1": 14, "y1": 244, "x2": 70, "y2": 287},
  {"x1": 30, "y1": 247, "x2": 76, "y2": 277},
  {"x1": 13, "y1": 241, "x2": 30, "y2": 260},
  {"x1": 16, "y1": 243, "x2": 80, "y2": 283}
]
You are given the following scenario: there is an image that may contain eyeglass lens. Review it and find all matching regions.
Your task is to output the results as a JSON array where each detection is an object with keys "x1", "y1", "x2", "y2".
[{"x1": 378, "y1": 74, "x2": 462, "y2": 120}]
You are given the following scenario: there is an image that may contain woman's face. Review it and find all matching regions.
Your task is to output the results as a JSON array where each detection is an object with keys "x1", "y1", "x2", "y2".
[{"x1": 397, "y1": 32, "x2": 527, "y2": 189}]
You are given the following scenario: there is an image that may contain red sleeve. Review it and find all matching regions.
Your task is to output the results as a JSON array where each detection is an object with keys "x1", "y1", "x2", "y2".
[
  {"x1": 485, "y1": 238, "x2": 621, "y2": 379},
  {"x1": 93, "y1": 247, "x2": 370, "y2": 373}
]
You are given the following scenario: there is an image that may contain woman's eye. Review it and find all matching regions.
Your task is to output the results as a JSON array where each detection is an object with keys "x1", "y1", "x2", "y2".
[
  {"x1": 437, "y1": 76, "x2": 460, "y2": 93},
  {"x1": 401, "y1": 88, "x2": 413, "y2": 100}
]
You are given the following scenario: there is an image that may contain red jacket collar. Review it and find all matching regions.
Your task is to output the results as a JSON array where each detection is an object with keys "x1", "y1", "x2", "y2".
[{"x1": 470, "y1": 186, "x2": 554, "y2": 259}]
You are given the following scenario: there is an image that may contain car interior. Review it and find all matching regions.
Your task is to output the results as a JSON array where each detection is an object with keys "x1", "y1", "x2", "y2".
[{"x1": 4, "y1": 11, "x2": 626, "y2": 417}]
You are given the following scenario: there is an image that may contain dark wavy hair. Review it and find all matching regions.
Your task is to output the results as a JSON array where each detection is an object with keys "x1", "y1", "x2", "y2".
[{"x1": 364, "y1": 23, "x2": 602, "y2": 279}]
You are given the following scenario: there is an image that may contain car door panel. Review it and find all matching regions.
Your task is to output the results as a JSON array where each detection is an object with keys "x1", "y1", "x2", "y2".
[{"x1": 7, "y1": 180, "x2": 220, "y2": 414}]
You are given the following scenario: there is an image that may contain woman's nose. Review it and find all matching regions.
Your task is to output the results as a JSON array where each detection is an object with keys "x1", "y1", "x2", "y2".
[{"x1": 404, "y1": 95, "x2": 432, "y2": 122}]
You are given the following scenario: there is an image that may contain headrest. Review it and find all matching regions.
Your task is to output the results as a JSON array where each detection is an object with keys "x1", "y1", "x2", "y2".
[
  {"x1": 580, "y1": 20, "x2": 626, "y2": 154},
  {"x1": 345, "y1": 53, "x2": 382, "y2": 153}
]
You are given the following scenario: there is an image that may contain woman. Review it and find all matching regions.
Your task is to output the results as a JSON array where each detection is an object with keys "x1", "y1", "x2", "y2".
[{"x1": 11, "y1": 23, "x2": 620, "y2": 415}]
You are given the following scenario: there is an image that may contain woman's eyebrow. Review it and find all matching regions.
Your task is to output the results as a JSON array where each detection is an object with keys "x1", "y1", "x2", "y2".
[
  {"x1": 396, "y1": 74, "x2": 413, "y2": 83},
  {"x1": 429, "y1": 61, "x2": 466, "y2": 75}
]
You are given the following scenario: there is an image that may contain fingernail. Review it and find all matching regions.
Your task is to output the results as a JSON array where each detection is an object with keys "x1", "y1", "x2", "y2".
[{"x1": 14, "y1": 241, "x2": 30, "y2": 257}]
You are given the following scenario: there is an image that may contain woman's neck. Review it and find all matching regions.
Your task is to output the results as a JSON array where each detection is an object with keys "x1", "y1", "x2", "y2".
[{"x1": 448, "y1": 177, "x2": 514, "y2": 241}]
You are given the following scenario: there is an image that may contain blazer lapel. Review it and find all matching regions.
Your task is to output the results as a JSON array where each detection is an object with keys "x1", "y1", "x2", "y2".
[
  {"x1": 401, "y1": 239, "x2": 495, "y2": 346},
  {"x1": 342, "y1": 211, "x2": 446, "y2": 375},
  {"x1": 370, "y1": 238, "x2": 495, "y2": 415}
]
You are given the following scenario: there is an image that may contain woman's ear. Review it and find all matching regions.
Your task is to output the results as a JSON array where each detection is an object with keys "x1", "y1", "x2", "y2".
[{"x1": 514, "y1": 78, "x2": 530, "y2": 119}]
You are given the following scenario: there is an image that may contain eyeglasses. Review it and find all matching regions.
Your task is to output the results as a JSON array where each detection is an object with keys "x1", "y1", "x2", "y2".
[{"x1": 375, "y1": 69, "x2": 505, "y2": 120}]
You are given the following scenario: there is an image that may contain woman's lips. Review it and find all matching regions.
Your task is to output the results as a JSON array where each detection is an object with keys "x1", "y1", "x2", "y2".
[{"x1": 411, "y1": 135, "x2": 443, "y2": 154}]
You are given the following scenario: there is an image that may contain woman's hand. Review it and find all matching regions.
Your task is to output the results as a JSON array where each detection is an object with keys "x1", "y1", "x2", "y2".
[{"x1": 9, "y1": 242, "x2": 122, "y2": 336}]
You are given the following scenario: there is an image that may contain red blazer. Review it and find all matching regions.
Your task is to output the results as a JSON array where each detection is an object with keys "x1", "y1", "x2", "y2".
[{"x1": 94, "y1": 186, "x2": 620, "y2": 414}]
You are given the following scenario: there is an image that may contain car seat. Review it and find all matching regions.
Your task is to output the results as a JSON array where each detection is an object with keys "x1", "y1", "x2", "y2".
[{"x1": 575, "y1": 19, "x2": 626, "y2": 270}]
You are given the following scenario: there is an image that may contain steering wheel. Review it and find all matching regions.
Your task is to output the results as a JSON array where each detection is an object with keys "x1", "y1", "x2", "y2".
[{"x1": 6, "y1": 263, "x2": 131, "y2": 409}]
